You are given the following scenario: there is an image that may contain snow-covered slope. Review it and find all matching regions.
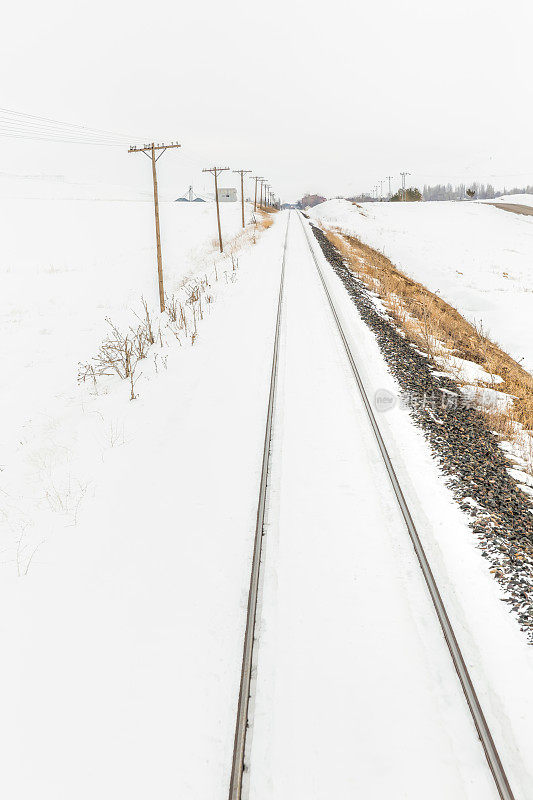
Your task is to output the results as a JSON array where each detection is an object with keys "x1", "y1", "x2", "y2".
[
  {"x1": 481, "y1": 194, "x2": 533, "y2": 207},
  {"x1": 309, "y1": 199, "x2": 533, "y2": 374}
]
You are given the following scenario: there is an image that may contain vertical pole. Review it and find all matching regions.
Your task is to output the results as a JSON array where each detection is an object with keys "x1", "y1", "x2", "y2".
[
  {"x1": 214, "y1": 170, "x2": 223, "y2": 252},
  {"x1": 241, "y1": 171, "x2": 245, "y2": 228},
  {"x1": 259, "y1": 181, "x2": 263, "y2": 210},
  {"x1": 151, "y1": 143, "x2": 165, "y2": 312},
  {"x1": 254, "y1": 178, "x2": 258, "y2": 212}
]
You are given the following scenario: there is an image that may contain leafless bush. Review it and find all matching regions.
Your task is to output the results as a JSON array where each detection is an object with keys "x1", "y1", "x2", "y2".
[
  {"x1": 186, "y1": 284, "x2": 200, "y2": 304},
  {"x1": 140, "y1": 298, "x2": 155, "y2": 345},
  {"x1": 166, "y1": 293, "x2": 180, "y2": 323},
  {"x1": 78, "y1": 311, "x2": 153, "y2": 400}
]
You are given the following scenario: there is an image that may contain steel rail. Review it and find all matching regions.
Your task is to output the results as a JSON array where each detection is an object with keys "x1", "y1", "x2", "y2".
[
  {"x1": 297, "y1": 212, "x2": 516, "y2": 800},
  {"x1": 227, "y1": 213, "x2": 290, "y2": 800}
]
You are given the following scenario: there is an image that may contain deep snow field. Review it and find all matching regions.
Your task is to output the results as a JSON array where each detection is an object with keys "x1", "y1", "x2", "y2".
[
  {"x1": 2, "y1": 184, "x2": 533, "y2": 798},
  {"x1": 0, "y1": 181, "x2": 286, "y2": 797},
  {"x1": 309, "y1": 199, "x2": 533, "y2": 375}
]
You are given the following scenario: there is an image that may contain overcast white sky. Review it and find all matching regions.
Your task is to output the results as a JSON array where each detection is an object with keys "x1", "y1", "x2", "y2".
[{"x1": 1, "y1": 0, "x2": 532, "y2": 202}]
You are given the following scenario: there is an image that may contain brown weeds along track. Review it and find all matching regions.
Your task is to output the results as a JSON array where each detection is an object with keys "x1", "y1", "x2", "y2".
[
  {"x1": 315, "y1": 229, "x2": 533, "y2": 609},
  {"x1": 324, "y1": 229, "x2": 533, "y2": 433}
]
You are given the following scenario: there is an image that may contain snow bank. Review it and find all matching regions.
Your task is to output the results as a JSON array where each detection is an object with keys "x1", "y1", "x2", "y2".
[{"x1": 309, "y1": 199, "x2": 533, "y2": 374}]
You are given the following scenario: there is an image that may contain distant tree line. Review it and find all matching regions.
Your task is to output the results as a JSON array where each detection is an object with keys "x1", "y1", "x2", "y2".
[
  {"x1": 297, "y1": 193, "x2": 327, "y2": 208},
  {"x1": 346, "y1": 183, "x2": 533, "y2": 203},
  {"x1": 422, "y1": 183, "x2": 533, "y2": 201},
  {"x1": 296, "y1": 183, "x2": 533, "y2": 208},
  {"x1": 390, "y1": 187, "x2": 422, "y2": 202}
]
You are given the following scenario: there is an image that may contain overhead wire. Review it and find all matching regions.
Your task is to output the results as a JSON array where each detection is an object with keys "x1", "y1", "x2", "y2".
[{"x1": 0, "y1": 107, "x2": 149, "y2": 147}]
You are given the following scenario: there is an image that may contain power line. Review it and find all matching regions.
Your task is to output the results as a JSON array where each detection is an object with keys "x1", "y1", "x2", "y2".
[
  {"x1": 0, "y1": 107, "x2": 142, "y2": 141},
  {"x1": 0, "y1": 107, "x2": 147, "y2": 147},
  {"x1": 0, "y1": 131, "x2": 130, "y2": 146},
  {"x1": 0, "y1": 124, "x2": 130, "y2": 145}
]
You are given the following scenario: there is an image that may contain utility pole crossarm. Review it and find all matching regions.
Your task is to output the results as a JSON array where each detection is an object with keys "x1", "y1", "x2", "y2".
[{"x1": 129, "y1": 142, "x2": 181, "y2": 153}]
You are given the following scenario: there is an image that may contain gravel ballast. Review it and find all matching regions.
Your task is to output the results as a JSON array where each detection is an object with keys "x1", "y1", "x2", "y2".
[{"x1": 310, "y1": 222, "x2": 533, "y2": 641}]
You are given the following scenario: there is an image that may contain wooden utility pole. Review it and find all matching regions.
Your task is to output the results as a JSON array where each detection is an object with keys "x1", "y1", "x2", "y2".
[
  {"x1": 251, "y1": 176, "x2": 262, "y2": 212},
  {"x1": 129, "y1": 141, "x2": 181, "y2": 312},
  {"x1": 233, "y1": 169, "x2": 251, "y2": 228},
  {"x1": 203, "y1": 166, "x2": 230, "y2": 252},
  {"x1": 400, "y1": 171, "x2": 411, "y2": 201},
  {"x1": 259, "y1": 179, "x2": 266, "y2": 210}
]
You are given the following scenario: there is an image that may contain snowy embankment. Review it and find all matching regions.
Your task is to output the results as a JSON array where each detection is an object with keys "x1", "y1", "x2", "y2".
[
  {"x1": 481, "y1": 194, "x2": 533, "y2": 207},
  {"x1": 308, "y1": 199, "x2": 533, "y2": 375},
  {"x1": 0, "y1": 187, "x2": 283, "y2": 797}
]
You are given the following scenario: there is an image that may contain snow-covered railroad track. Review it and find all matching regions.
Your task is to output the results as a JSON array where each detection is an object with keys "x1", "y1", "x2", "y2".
[
  {"x1": 227, "y1": 214, "x2": 289, "y2": 800},
  {"x1": 297, "y1": 213, "x2": 515, "y2": 800},
  {"x1": 228, "y1": 211, "x2": 516, "y2": 800}
]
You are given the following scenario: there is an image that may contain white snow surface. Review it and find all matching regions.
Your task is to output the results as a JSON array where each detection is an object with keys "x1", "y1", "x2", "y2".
[
  {"x1": 481, "y1": 194, "x2": 533, "y2": 207},
  {"x1": 255, "y1": 215, "x2": 533, "y2": 799},
  {"x1": 248, "y1": 217, "x2": 501, "y2": 799},
  {"x1": 308, "y1": 199, "x2": 533, "y2": 374},
  {"x1": 0, "y1": 194, "x2": 281, "y2": 798},
  {"x1": 0, "y1": 197, "x2": 250, "y2": 463},
  {"x1": 1, "y1": 201, "x2": 533, "y2": 798}
]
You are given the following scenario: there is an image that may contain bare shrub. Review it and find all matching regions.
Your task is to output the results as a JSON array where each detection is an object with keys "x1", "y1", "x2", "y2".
[{"x1": 78, "y1": 309, "x2": 155, "y2": 400}]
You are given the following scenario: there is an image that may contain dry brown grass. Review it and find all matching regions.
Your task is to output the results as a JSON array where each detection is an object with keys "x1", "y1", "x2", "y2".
[
  {"x1": 256, "y1": 210, "x2": 274, "y2": 230},
  {"x1": 324, "y1": 228, "x2": 533, "y2": 440}
]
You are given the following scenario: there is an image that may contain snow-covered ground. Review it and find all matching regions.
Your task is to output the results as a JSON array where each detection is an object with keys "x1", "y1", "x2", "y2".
[
  {"x1": 0, "y1": 185, "x2": 284, "y2": 796},
  {"x1": 0, "y1": 193, "x2": 252, "y2": 489},
  {"x1": 248, "y1": 217, "x2": 504, "y2": 799},
  {"x1": 308, "y1": 199, "x2": 533, "y2": 374},
  {"x1": 2, "y1": 194, "x2": 532, "y2": 798},
  {"x1": 260, "y1": 215, "x2": 532, "y2": 798},
  {"x1": 481, "y1": 194, "x2": 533, "y2": 207}
]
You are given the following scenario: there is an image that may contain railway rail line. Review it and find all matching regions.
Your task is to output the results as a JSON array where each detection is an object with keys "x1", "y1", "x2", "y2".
[{"x1": 227, "y1": 211, "x2": 516, "y2": 800}]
